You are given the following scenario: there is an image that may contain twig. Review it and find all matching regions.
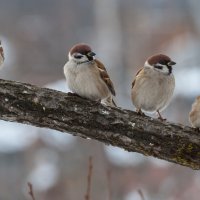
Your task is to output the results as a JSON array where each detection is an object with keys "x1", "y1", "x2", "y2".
[
  {"x1": 85, "y1": 156, "x2": 93, "y2": 200},
  {"x1": 138, "y1": 189, "x2": 145, "y2": 200},
  {"x1": 0, "y1": 78, "x2": 200, "y2": 169},
  {"x1": 27, "y1": 182, "x2": 36, "y2": 200},
  {"x1": 106, "y1": 169, "x2": 112, "y2": 200}
]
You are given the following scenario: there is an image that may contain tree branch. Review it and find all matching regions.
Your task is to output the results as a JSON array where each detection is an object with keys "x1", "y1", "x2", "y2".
[{"x1": 0, "y1": 79, "x2": 199, "y2": 169}]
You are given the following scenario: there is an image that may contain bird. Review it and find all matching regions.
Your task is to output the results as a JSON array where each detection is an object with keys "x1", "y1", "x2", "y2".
[
  {"x1": 63, "y1": 43, "x2": 116, "y2": 107},
  {"x1": 131, "y1": 54, "x2": 176, "y2": 121},
  {"x1": 0, "y1": 40, "x2": 5, "y2": 68},
  {"x1": 189, "y1": 96, "x2": 200, "y2": 131}
]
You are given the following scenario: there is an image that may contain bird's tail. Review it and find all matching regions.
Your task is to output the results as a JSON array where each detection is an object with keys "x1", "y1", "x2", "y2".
[{"x1": 101, "y1": 96, "x2": 117, "y2": 107}]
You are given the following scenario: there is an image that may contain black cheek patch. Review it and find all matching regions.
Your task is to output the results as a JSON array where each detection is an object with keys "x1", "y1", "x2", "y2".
[
  {"x1": 167, "y1": 66, "x2": 172, "y2": 74},
  {"x1": 87, "y1": 55, "x2": 94, "y2": 61}
]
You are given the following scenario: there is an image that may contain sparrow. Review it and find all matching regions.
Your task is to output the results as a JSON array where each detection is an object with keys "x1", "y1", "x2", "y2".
[
  {"x1": 189, "y1": 96, "x2": 200, "y2": 130},
  {"x1": 63, "y1": 43, "x2": 116, "y2": 107},
  {"x1": 0, "y1": 41, "x2": 4, "y2": 68},
  {"x1": 131, "y1": 54, "x2": 176, "y2": 120}
]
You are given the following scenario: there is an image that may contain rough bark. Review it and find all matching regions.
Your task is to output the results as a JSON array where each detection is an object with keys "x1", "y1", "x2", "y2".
[{"x1": 0, "y1": 79, "x2": 199, "y2": 169}]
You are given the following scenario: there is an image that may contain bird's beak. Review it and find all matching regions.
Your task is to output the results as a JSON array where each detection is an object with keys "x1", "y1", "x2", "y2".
[
  {"x1": 168, "y1": 61, "x2": 176, "y2": 66},
  {"x1": 87, "y1": 52, "x2": 96, "y2": 57}
]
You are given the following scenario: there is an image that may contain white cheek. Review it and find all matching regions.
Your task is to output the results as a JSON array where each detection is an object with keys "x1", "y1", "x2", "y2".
[
  {"x1": 154, "y1": 64, "x2": 169, "y2": 74},
  {"x1": 68, "y1": 53, "x2": 88, "y2": 63},
  {"x1": 162, "y1": 65, "x2": 169, "y2": 74},
  {"x1": 78, "y1": 55, "x2": 88, "y2": 62}
]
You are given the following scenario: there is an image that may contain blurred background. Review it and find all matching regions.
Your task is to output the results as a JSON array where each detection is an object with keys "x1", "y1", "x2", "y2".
[{"x1": 0, "y1": 0, "x2": 200, "y2": 199}]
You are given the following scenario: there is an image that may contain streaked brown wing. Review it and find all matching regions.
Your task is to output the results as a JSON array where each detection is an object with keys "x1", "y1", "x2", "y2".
[
  {"x1": 95, "y1": 59, "x2": 116, "y2": 96},
  {"x1": 131, "y1": 68, "x2": 143, "y2": 88},
  {"x1": 0, "y1": 46, "x2": 4, "y2": 60}
]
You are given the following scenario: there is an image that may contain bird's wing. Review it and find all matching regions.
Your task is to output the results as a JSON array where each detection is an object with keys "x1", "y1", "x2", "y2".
[
  {"x1": 0, "y1": 43, "x2": 4, "y2": 61},
  {"x1": 131, "y1": 68, "x2": 144, "y2": 88},
  {"x1": 95, "y1": 59, "x2": 116, "y2": 96}
]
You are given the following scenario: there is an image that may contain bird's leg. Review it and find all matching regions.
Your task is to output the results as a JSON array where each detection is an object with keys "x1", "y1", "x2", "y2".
[
  {"x1": 136, "y1": 108, "x2": 146, "y2": 116},
  {"x1": 157, "y1": 110, "x2": 166, "y2": 121}
]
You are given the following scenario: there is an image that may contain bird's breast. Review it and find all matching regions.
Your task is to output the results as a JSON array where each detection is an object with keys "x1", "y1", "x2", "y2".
[
  {"x1": 64, "y1": 62, "x2": 109, "y2": 100},
  {"x1": 132, "y1": 73, "x2": 175, "y2": 112}
]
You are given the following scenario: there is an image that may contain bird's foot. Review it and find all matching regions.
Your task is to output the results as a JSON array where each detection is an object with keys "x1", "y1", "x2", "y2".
[
  {"x1": 158, "y1": 116, "x2": 167, "y2": 121},
  {"x1": 67, "y1": 92, "x2": 81, "y2": 97},
  {"x1": 157, "y1": 110, "x2": 166, "y2": 121},
  {"x1": 136, "y1": 109, "x2": 146, "y2": 116}
]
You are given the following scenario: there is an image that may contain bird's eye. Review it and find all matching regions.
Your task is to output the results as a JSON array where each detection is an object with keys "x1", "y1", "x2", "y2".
[{"x1": 74, "y1": 54, "x2": 83, "y2": 59}]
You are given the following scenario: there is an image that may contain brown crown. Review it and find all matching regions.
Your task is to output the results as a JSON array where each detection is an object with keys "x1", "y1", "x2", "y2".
[
  {"x1": 147, "y1": 54, "x2": 171, "y2": 65},
  {"x1": 69, "y1": 43, "x2": 92, "y2": 55}
]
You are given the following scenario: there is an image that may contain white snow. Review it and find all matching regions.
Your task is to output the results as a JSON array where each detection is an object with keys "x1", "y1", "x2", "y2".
[
  {"x1": 104, "y1": 146, "x2": 145, "y2": 167},
  {"x1": 44, "y1": 79, "x2": 71, "y2": 93},
  {"x1": 0, "y1": 121, "x2": 38, "y2": 153},
  {"x1": 175, "y1": 68, "x2": 200, "y2": 97},
  {"x1": 124, "y1": 190, "x2": 147, "y2": 200},
  {"x1": 148, "y1": 157, "x2": 171, "y2": 168},
  {"x1": 26, "y1": 148, "x2": 59, "y2": 191},
  {"x1": 40, "y1": 129, "x2": 76, "y2": 150},
  {"x1": 0, "y1": 79, "x2": 75, "y2": 153}
]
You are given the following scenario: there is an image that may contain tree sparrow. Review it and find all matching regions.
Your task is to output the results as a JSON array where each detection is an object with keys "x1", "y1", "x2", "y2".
[
  {"x1": 63, "y1": 43, "x2": 116, "y2": 107},
  {"x1": 0, "y1": 41, "x2": 4, "y2": 68},
  {"x1": 189, "y1": 96, "x2": 200, "y2": 130},
  {"x1": 131, "y1": 54, "x2": 176, "y2": 120}
]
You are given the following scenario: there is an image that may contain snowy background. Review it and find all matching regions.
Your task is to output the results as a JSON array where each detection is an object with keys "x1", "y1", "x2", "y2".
[{"x1": 0, "y1": 0, "x2": 200, "y2": 200}]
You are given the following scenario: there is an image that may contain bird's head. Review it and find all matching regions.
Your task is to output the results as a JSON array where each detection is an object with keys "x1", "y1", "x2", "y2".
[
  {"x1": 68, "y1": 43, "x2": 96, "y2": 64},
  {"x1": 145, "y1": 54, "x2": 176, "y2": 75}
]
